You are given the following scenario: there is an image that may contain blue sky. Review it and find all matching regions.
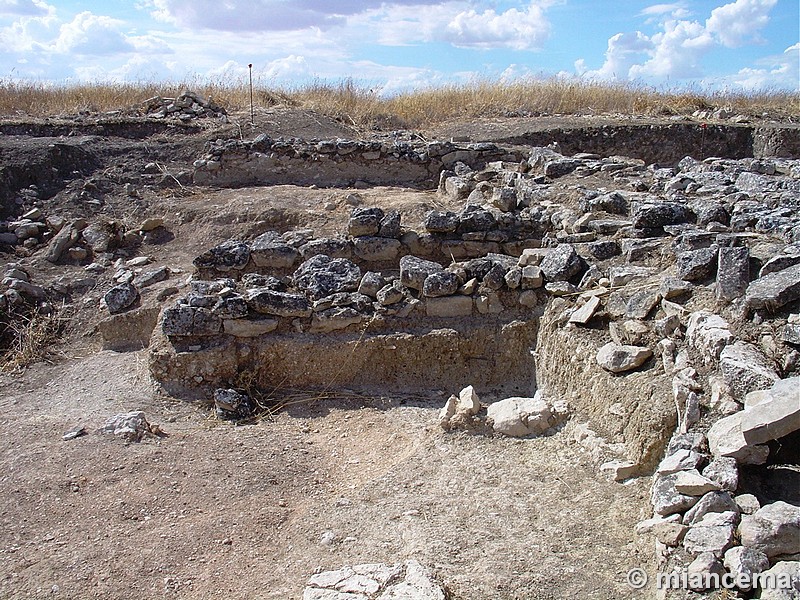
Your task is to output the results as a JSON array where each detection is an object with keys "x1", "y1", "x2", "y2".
[{"x1": 0, "y1": 0, "x2": 797, "y2": 93}]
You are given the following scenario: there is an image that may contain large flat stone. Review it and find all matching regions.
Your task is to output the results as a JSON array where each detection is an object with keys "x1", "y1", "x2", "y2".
[
  {"x1": 740, "y1": 377, "x2": 800, "y2": 445},
  {"x1": 745, "y1": 263, "x2": 800, "y2": 313}
]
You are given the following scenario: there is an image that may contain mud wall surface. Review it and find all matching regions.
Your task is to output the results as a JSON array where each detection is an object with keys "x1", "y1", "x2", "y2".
[
  {"x1": 535, "y1": 298, "x2": 676, "y2": 471},
  {"x1": 496, "y1": 124, "x2": 800, "y2": 165},
  {"x1": 149, "y1": 319, "x2": 539, "y2": 399},
  {"x1": 193, "y1": 136, "x2": 518, "y2": 188},
  {"x1": 192, "y1": 125, "x2": 799, "y2": 190}
]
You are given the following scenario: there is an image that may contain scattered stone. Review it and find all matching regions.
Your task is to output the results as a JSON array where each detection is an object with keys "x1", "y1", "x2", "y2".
[
  {"x1": 723, "y1": 546, "x2": 769, "y2": 591},
  {"x1": 739, "y1": 501, "x2": 800, "y2": 558},
  {"x1": 701, "y1": 457, "x2": 738, "y2": 492},
  {"x1": 303, "y1": 560, "x2": 447, "y2": 600},
  {"x1": 756, "y1": 561, "x2": 800, "y2": 600},
  {"x1": 486, "y1": 392, "x2": 567, "y2": 437},
  {"x1": 683, "y1": 510, "x2": 737, "y2": 557},
  {"x1": 683, "y1": 491, "x2": 740, "y2": 526},
  {"x1": 652, "y1": 472, "x2": 701, "y2": 516},
  {"x1": 293, "y1": 255, "x2": 362, "y2": 300},
  {"x1": 708, "y1": 410, "x2": 770, "y2": 465},
  {"x1": 674, "y1": 470, "x2": 721, "y2": 496},
  {"x1": 676, "y1": 247, "x2": 718, "y2": 282},
  {"x1": 569, "y1": 296, "x2": 600, "y2": 324},
  {"x1": 600, "y1": 460, "x2": 638, "y2": 482},
  {"x1": 99, "y1": 411, "x2": 154, "y2": 442},
  {"x1": 214, "y1": 389, "x2": 254, "y2": 420},
  {"x1": 400, "y1": 255, "x2": 443, "y2": 290},
  {"x1": 719, "y1": 341, "x2": 780, "y2": 400},
  {"x1": 104, "y1": 282, "x2": 139, "y2": 314},
  {"x1": 745, "y1": 263, "x2": 800, "y2": 313},
  {"x1": 539, "y1": 244, "x2": 585, "y2": 282},
  {"x1": 596, "y1": 342, "x2": 652, "y2": 373},
  {"x1": 62, "y1": 425, "x2": 86, "y2": 441},
  {"x1": 686, "y1": 553, "x2": 726, "y2": 591},
  {"x1": 716, "y1": 246, "x2": 750, "y2": 301}
]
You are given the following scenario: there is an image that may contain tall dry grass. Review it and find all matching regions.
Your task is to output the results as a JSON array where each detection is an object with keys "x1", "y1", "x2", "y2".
[{"x1": 0, "y1": 76, "x2": 797, "y2": 129}]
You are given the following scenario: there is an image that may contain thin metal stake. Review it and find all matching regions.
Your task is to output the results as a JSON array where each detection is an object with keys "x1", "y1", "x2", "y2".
[{"x1": 248, "y1": 63, "x2": 254, "y2": 126}]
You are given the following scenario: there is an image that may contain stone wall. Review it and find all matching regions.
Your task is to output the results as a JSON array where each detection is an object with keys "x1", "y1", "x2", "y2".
[{"x1": 193, "y1": 135, "x2": 520, "y2": 188}]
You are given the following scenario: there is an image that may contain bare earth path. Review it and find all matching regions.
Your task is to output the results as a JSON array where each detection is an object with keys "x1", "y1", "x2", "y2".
[{"x1": 0, "y1": 348, "x2": 654, "y2": 599}]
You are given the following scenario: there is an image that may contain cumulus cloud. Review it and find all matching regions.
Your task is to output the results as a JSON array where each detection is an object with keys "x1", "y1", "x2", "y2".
[
  {"x1": 729, "y1": 43, "x2": 800, "y2": 89},
  {"x1": 578, "y1": 0, "x2": 779, "y2": 82},
  {"x1": 53, "y1": 12, "x2": 135, "y2": 55},
  {"x1": 443, "y1": 3, "x2": 551, "y2": 50},
  {"x1": 0, "y1": 0, "x2": 50, "y2": 17},
  {"x1": 640, "y1": 3, "x2": 691, "y2": 19},
  {"x1": 706, "y1": 0, "x2": 776, "y2": 47},
  {"x1": 361, "y1": 1, "x2": 553, "y2": 51},
  {"x1": 149, "y1": 0, "x2": 443, "y2": 32}
]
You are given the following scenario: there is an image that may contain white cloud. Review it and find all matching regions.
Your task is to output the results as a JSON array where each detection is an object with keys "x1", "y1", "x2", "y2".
[
  {"x1": 640, "y1": 3, "x2": 691, "y2": 19},
  {"x1": 706, "y1": 0, "x2": 776, "y2": 47},
  {"x1": 577, "y1": 31, "x2": 652, "y2": 80},
  {"x1": 578, "y1": 0, "x2": 779, "y2": 83},
  {"x1": 0, "y1": 0, "x2": 50, "y2": 16},
  {"x1": 262, "y1": 55, "x2": 311, "y2": 81},
  {"x1": 53, "y1": 12, "x2": 134, "y2": 55},
  {"x1": 728, "y1": 43, "x2": 800, "y2": 89},
  {"x1": 358, "y1": 1, "x2": 554, "y2": 51},
  {"x1": 443, "y1": 2, "x2": 552, "y2": 50},
  {"x1": 148, "y1": 0, "x2": 448, "y2": 32}
]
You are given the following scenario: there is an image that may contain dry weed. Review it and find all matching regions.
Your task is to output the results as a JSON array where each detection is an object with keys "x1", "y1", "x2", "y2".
[
  {"x1": 0, "y1": 77, "x2": 796, "y2": 128},
  {"x1": 0, "y1": 305, "x2": 71, "y2": 373}
]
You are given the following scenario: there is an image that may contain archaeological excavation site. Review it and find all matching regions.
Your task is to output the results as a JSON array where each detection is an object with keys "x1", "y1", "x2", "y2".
[{"x1": 1, "y1": 97, "x2": 799, "y2": 600}]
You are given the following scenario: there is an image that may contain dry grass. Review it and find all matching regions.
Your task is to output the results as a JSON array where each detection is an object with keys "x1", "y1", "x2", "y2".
[
  {"x1": 0, "y1": 306, "x2": 71, "y2": 373},
  {"x1": 0, "y1": 76, "x2": 797, "y2": 129}
]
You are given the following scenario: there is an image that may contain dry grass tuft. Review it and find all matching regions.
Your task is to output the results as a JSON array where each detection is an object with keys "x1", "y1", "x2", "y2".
[
  {"x1": 0, "y1": 305, "x2": 71, "y2": 373},
  {"x1": 0, "y1": 76, "x2": 797, "y2": 130}
]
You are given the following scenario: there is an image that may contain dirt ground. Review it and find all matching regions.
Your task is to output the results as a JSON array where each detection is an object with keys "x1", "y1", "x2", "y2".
[
  {"x1": 0, "y1": 108, "x2": 708, "y2": 599},
  {"x1": 0, "y1": 347, "x2": 655, "y2": 600}
]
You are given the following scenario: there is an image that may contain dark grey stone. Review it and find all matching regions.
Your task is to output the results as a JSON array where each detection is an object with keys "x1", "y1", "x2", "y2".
[
  {"x1": 676, "y1": 247, "x2": 718, "y2": 282},
  {"x1": 358, "y1": 271, "x2": 385, "y2": 298},
  {"x1": 245, "y1": 289, "x2": 311, "y2": 317},
  {"x1": 212, "y1": 295, "x2": 249, "y2": 319},
  {"x1": 133, "y1": 266, "x2": 169, "y2": 289},
  {"x1": 214, "y1": 389, "x2": 254, "y2": 420},
  {"x1": 716, "y1": 246, "x2": 750, "y2": 302},
  {"x1": 104, "y1": 282, "x2": 139, "y2": 314},
  {"x1": 193, "y1": 240, "x2": 250, "y2": 271},
  {"x1": 292, "y1": 255, "x2": 362, "y2": 300},
  {"x1": 457, "y1": 204, "x2": 496, "y2": 233},
  {"x1": 422, "y1": 271, "x2": 460, "y2": 297},
  {"x1": 378, "y1": 210, "x2": 402, "y2": 238},
  {"x1": 423, "y1": 210, "x2": 459, "y2": 234},
  {"x1": 581, "y1": 191, "x2": 628, "y2": 215},
  {"x1": 299, "y1": 237, "x2": 353, "y2": 260},
  {"x1": 250, "y1": 233, "x2": 300, "y2": 269},
  {"x1": 633, "y1": 202, "x2": 693, "y2": 229},
  {"x1": 348, "y1": 207, "x2": 384, "y2": 237},
  {"x1": 745, "y1": 263, "x2": 800, "y2": 313},
  {"x1": 352, "y1": 236, "x2": 402, "y2": 262},
  {"x1": 587, "y1": 240, "x2": 621, "y2": 260},
  {"x1": 400, "y1": 255, "x2": 443, "y2": 290},
  {"x1": 539, "y1": 244, "x2": 586, "y2": 282}
]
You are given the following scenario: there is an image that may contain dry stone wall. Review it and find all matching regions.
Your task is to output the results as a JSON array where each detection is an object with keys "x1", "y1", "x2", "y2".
[{"x1": 143, "y1": 136, "x2": 800, "y2": 597}]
